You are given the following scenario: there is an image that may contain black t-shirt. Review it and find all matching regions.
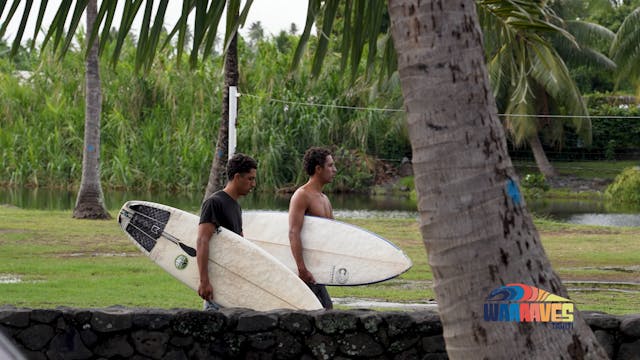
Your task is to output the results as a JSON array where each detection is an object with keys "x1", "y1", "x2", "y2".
[{"x1": 199, "y1": 190, "x2": 242, "y2": 235}]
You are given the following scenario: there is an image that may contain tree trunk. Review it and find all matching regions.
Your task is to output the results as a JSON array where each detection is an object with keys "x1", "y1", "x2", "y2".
[
  {"x1": 203, "y1": 31, "x2": 238, "y2": 201},
  {"x1": 73, "y1": 0, "x2": 110, "y2": 220},
  {"x1": 530, "y1": 89, "x2": 558, "y2": 178},
  {"x1": 388, "y1": 1, "x2": 606, "y2": 359},
  {"x1": 528, "y1": 133, "x2": 558, "y2": 178}
]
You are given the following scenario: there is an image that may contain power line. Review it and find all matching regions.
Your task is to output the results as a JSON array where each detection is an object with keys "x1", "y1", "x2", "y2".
[
  {"x1": 241, "y1": 92, "x2": 640, "y2": 119},
  {"x1": 501, "y1": 114, "x2": 640, "y2": 119},
  {"x1": 242, "y1": 93, "x2": 404, "y2": 113}
]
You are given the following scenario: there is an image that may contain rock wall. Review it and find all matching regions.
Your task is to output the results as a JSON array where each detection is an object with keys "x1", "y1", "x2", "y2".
[{"x1": 0, "y1": 306, "x2": 639, "y2": 359}]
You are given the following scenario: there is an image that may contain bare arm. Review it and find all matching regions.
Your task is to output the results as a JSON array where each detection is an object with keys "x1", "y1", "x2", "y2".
[
  {"x1": 197, "y1": 222, "x2": 216, "y2": 301},
  {"x1": 288, "y1": 191, "x2": 315, "y2": 284}
]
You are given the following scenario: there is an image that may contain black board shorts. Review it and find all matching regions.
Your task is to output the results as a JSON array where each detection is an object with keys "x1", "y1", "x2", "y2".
[{"x1": 308, "y1": 283, "x2": 333, "y2": 310}]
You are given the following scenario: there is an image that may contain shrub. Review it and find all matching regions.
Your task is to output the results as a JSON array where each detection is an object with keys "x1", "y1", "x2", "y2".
[
  {"x1": 521, "y1": 173, "x2": 549, "y2": 199},
  {"x1": 605, "y1": 167, "x2": 640, "y2": 205}
]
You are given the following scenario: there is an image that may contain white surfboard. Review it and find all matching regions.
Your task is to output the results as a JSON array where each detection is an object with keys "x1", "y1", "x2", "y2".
[
  {"x1": 117, "y1": 201, "x2": 323, "y2": 311},
  {"x1": 242, "y1": 211, "x2": 413, "y2": 285}
]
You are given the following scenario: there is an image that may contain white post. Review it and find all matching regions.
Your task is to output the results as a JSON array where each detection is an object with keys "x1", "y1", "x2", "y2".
[{"x1": 228, "y1": 86, "x2": 238, "y2": 160}]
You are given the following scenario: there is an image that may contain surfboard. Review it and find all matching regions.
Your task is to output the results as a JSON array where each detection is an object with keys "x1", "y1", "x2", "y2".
[
  {"x1": 242, "y1": 211, "x2": 413, "y2": 285},
  {"x1": 117, "y1": 201, "x2": 323, "y2": 311}
]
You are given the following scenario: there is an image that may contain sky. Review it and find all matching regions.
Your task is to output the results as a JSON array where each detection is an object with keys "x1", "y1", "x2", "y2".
[{"x1": 2, "y1": 0, "x2": 310, "y2": 43}]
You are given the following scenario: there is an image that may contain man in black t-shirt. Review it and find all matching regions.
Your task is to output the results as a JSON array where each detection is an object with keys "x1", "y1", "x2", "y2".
[{"x1": 197, "y1": 153, "x2": 257, "y2": 310}]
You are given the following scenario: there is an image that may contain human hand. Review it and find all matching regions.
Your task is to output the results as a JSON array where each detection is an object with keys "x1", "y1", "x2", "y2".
[
  {"x1": 198, "y1": 281, "x2": 214, "y2": 301},
  {"x1": 298, "y1": 268, "x2": 316, "y2": 284}
]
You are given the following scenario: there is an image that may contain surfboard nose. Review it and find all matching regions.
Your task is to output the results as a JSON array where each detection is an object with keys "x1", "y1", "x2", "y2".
[{"x1": 117, "y1": 201, "x2": 135, "y2": 226}]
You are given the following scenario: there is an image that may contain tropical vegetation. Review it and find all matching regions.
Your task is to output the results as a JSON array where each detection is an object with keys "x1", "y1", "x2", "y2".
[
  {"x1": 605, "y1": 166, "x2": 640, "y2": 204},
  {"x1": 0, "y1": 29, "x2": 406, "y2": 192},
  {"x1": 2, "y1": 1, "x2": 638, "y2": 194}
]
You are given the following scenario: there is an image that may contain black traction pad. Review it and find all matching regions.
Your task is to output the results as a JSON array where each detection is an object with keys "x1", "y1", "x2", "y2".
[{"x1": 124, "y1": 204, "x2": 171, "y2": 252}]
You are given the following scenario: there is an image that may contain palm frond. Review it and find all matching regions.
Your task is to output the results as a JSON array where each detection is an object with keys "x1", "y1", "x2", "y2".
[
  {"x1": 222, "y1": 0, "x2": 253, "y2": 55},
  {"x1": 31, "y1": 0, "x2": 48, "y2": 51},
  {"x1": 565, "y1": 20, "x2": 615, "y2": 48},
  {"x1": 141, "y1": 0, "x2": 168, "y2": 73},
  {"x1": 550, "y1": 20, "x2": 616, "y2": 71},
  {"x1": 554, "y1": 35, "x2": 616, "y2": 71},
  {"x1": 340, "y1": 0, "x2": 352, "y2": 72},
  {"x1": 479, "y1": 0, "x2": 593, "y2": 147},
  {"x1": 7, "y1": 0, "x2": 33, "y2": 57},
  {"x1": 110, "y1": 0, "x2": 144, "y2": 68},
  {"x1": 290, "y1": 0, "x2": 320, "y2": 73},
  {"x1": 504, "y1": 100, "x2": 538, "y2": 146},
  {"x1": 529, "y1": 42, "x2": 592, "y2": 144},
  {"x1": 163, "y1": 0, "x2": 194, "y2": 66},
  {"x1": 94, "y1": 1, "x2": 117, "y2": 57},
  {"x1": 311, "y1": 0, "x2": 339, "y2": 77},
  {"x1": 610, "y1": 6, "x2": 640, "y2": 85},
  {"x1": 0, "y1": 1, "x2": 22, "y2": 45}
]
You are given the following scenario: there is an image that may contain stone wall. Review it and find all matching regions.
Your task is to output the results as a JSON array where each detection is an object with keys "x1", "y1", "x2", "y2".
[{"x1": 0, "y1": 306, "x2": 639, "y2": 359}]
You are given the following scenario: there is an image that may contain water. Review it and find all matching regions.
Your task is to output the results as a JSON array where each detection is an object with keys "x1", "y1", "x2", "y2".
[
  {"x1": 1, "y1": 188, "x2": 640, "y2": 226},
  {"x1": 527, "y1": 198, "x2": 640, "y2": 227}
]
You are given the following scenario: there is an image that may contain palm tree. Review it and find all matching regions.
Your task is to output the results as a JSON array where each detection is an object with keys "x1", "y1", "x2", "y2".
[
  {"x1": 480, "y1": 1, "x2": 615, "y2": 179},
  {"x1": 610, "y1": 4, "x2": 640, "y2": 88},
  {"x1": 203, "y1": 4, "x2": 240, "y2": 200},
  {"x1": 247, "y1": 21, "x2": 264, "y2": 46},
  {"x1": 1, "y1": 0, "x2": 609, "y2": 357},
  {"x1": 384, "y1": 1, "x2": 605, "y2": 357},
  {"x1": 289, "y1": 22, "x2": 299, "y2": 35},
  {"x1": 73, "y1": 0, "x2": 110, "y2": 219}
]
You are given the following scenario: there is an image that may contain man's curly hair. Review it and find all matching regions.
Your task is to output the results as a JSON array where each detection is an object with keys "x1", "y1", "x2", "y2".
[
  {"x1": 227, "y1": 153, "x2": 257, "y2": 180},
  {"x1": 303, "y1": 147, "x2": 331, "y2": 176}
]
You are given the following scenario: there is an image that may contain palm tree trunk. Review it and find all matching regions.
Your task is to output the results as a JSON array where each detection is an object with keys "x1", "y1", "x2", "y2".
[
  {"x1": 530, "y1": 89, "x2": 558, "y2": 178},
  {"x1": 528, "y1": 133, "x2": 558, "y2": 178},
  {"x1": 73, "y1": 0, "x2": 110, "y2": 220},
  {"x1": 388, "y1": 1, "x2": 606, "y2": 359},
  {"x1": 203, "y1": 31, "x2": 238, "y2": 201}
]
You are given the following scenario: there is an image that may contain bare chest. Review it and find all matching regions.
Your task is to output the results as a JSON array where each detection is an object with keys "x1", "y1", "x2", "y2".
[{"x1": 305, "y1": 193, "x2": 333, "y2": 219}]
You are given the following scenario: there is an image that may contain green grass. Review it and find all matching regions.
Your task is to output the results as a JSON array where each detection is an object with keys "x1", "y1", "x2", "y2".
[
  {"x1": 0, "y1": 206, "x2": 638, "y2": 314},
  {"x1": 513, "y1": 160, "x2": 638, "y2": 180}
]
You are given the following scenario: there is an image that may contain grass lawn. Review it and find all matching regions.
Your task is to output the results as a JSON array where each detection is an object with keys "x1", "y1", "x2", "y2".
[
  {"x1": 513, "y1": 159, "x2": 639, "y2": 180},
  {"x1": 0, "y1": 206, "x2": 638, "y2": 314}
]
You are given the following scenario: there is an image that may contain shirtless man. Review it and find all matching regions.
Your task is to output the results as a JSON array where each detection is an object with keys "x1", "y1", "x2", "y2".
[{"x1": 288, "y1": 147, "x2": 337, "y2": 309}]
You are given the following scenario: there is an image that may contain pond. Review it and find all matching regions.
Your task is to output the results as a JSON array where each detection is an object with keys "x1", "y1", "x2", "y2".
[
  {"x1": 0, "y1": 187, "x2": 418, "y2": 215},
  {"x1": 1, "y1": 187, "x2": 639, "y2": 227},
  {"x1": 527, "y1": 198, "x2": 640, "y2": 227}
]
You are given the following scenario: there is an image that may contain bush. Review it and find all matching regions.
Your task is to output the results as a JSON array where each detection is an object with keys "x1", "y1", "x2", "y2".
[
  {"x1": 605, "y1": 167, "x2": 640, "y2": 205},
  {"x1": 521, "y1": 173, "x2": 549, "y2": 199}
]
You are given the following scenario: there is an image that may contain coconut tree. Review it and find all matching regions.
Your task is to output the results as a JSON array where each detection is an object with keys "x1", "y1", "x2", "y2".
[
  {"x1": 73, "y1": 0, "x2": 110, "y2": 219},
  {"x1": 0, "y1": 0, "x2": 110, "y2": 218},
  {"x1": 480, "y1": 1, "x2": 615, "y2": 179},
  {"x1": 203, "y1": 2, "x2": 241, "y2": 200},
  {"x1": 610, "y1": 4, "x2": 640, "y2": 88},
  {"x1": 1, "y1": 0, "x2": 609, "y2": 358},
  {"x1": 386, "y1": 1, "x2": 606, "y2": 357},
  {"x1": 247, "y1": 21, "x2": 264, "y2": 46}
]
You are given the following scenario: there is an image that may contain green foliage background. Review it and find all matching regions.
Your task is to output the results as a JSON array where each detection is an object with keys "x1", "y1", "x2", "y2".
[
  {"x1": 605, "y1": 167, "x2": 640, "y2": 204},
  {"x1": 2, "y1": 8, "x2": 639, "y2": 193},
  {"x1": 0, "y1": 32, "x2": 409, "y2": 192}
]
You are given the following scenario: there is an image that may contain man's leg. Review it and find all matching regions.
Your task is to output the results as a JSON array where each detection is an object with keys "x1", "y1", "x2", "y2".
[
  {"x1": 308, "y1": 283, "x2": 333, "y2": 310},
  {"x1": 203, "y1": 300, "x2": 222, "y2": 311}
]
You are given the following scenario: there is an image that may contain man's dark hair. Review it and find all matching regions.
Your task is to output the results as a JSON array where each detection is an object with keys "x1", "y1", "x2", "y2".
[
  {"x1": 303, "y1": 147, "x2": 331, "y2": 176},
  {"x1": 227, "y1": 153, "x2": 257, "y2": 180}
]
